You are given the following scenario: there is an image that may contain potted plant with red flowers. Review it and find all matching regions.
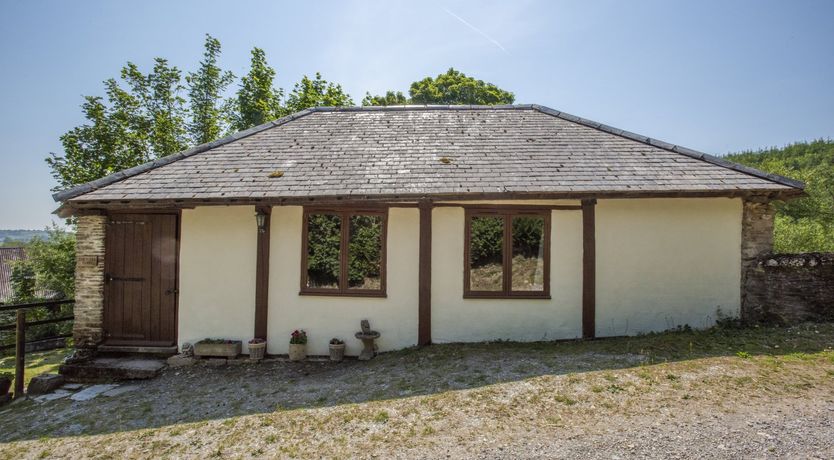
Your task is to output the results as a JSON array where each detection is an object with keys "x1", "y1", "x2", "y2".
[
  {"x1": 248, "y1": 338, "x2": 266, "y2": 360},
  {"x1": 288, "y1": 330, "x2": 307, "y2": 361},
  {"x1": 329, "y1": 338, "x2": 345, "y2": 362}
]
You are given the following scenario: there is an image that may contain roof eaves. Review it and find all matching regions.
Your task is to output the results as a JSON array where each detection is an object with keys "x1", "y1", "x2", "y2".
[
  {"x1": 530, "y1": 104, "x2": 805, "y2": 191},
  {"x1": 53, "y1": 107, "x2": 321, "y2": 202}
]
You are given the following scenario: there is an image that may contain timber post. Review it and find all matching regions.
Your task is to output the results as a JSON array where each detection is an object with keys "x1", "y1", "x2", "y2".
[
  {"x1": 582, "y1": 199, "x2": 597, "y2": 339},
  {"x1": 254, "y1": 206, "x2": 272, "y2": 341},
  {"x1": 418, "y1": 200, "x2": 433, "y2": 346},
  {"x1": 14, "y1": 310, "x2": 25, "y2": 398}
]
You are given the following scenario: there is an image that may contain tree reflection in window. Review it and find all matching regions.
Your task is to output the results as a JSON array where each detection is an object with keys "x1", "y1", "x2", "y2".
[
  {"x1": 511, "y1": 216, "x2": 545, "y2": 291},
  {"x1": 305, "y1": 213, "x2": 341, "y2": 289},
  {"x1": 303, "y1": 210, "x2": 386, "y2": 295},
  {"x1": 348, "y1": 215, "x2": 383, "y2": 289},
  {"x1": 466, "y1": 210, "x2": 549, "y2": 297},
  {"x1": 469, "y1": 216, "x2": 504, "y2": 291}
]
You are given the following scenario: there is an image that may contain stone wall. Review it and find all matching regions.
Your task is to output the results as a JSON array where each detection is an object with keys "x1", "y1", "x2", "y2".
[
  {"x1": 740, "y1": 200, "x2": 775, "y2": 264},
  {"x1": 742, "y1": 253, "x2": 834, "y2": 324},
  {"x1": 740, "y1": 199, "x2": 775, "y2": 320},
  {"x1": 73, "y1": 214, "x2": 106, "y2": 348}
]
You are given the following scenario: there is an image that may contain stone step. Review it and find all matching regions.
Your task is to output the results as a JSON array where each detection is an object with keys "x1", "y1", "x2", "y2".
[
  {"x1": 59, "y1": 357, "x2": 166, "y2": 382},
  {"x1": 97, "y1": 345, "x2": 178, "y2": 356}
]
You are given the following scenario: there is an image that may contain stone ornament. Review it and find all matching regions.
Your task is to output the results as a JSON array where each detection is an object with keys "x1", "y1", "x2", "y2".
[{"x1": 355, "y1": 319, "x2": 380, "y2": 361}]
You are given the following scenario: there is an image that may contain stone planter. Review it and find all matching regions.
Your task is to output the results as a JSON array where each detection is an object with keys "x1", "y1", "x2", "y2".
[
  {"x1": 248, "y1": 342, "x2": 266, "y2": 360},
  {"x1": 329, "y1": 343, "x2": 346, "y2": 362},
  {"x1": 288, "y1": 343, "x2": 306, "y2": 361},
  {"x1": 194, "y1": 340, "x2": 242, "y2": 358}
]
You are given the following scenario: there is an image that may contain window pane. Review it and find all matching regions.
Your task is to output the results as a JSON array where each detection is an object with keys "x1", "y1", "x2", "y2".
[
  {"x1": 348, "y1": 214, "x2": 383, "y2": 290},
  {"x1": 469, "y1": 216, "x2": 504, "y2": 291},
  {"x1": 511, "y1": 216, "x2": 546, "y2": 291},
  {"x1": 306, "y1": 214, "x2": 341, "y2": 289}
]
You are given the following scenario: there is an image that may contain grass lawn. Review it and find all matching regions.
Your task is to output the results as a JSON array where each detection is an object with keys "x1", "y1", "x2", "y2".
[
  {"x1": 0, "y1": 324, "x2": 832, "y2": 459},
  {"x1": 0, "y1": 348, "x2": 70, "y2": 393}
]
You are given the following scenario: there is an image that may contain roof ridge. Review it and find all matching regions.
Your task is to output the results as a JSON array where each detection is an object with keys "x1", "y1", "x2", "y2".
[
  {"x1": 52, "y1": 104, "x2": 803, "y2": 203},
  {"x1": 529, "y1": 105, "x2": 804, "y2": 190}
]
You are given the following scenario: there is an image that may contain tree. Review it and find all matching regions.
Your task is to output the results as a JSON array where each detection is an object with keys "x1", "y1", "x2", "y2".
[
  {"x1": 727, "y1": 139, "x2": 834, "y2": 252},
  {"x1": 120, "y1": 59, "x2": 189, "y2": 156},
  {"x1": 47, "y1": 59, "x2": 188, "y2": 190},
  {"x1": 2, "y1": 228, "x2": 75, "y2": 346},
  {"x1": 362, "y1": 91, "x2": 408, "y2": 106},
  {"x1": 48, "y1": 94, "x2": 150, "y2": 191},
  {"x1": 285, "y1": 72, "x2": 353, "y2": 113},
  {"x1": 9, "y1": 262, "x2": 36, "y2": 304},
  {"x1": 409, "y1": 68, "x2": 514, "y2": 105},
  {"x1": 186, "y1": 34, "x2": 235, "y2": 144},
  {"x1": 26, "y1": 226, "x2": 76, "y2": 299},
  {"x1": 231, "y1": 47, "x2": 285, "y2": 131},
  {"x1": 362, "y1": 69, "x2": 514, "y2": 106}
]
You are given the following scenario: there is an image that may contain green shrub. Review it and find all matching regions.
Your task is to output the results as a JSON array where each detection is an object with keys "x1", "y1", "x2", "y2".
[{"x1": 727, "y1": 139, "x2": 834, "y2": 253}]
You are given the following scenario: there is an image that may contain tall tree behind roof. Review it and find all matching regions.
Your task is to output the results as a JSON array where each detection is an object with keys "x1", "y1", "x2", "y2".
[
  {"x1": 48, "y1": 92, "x2": 150, "y2": 191},
  {"x1": 363, "y1": 68, "x2": 514, "y2": 106},
  {"x1": 230, "y1": 47, "x2": 286, "y2": 131},
  {"x1": 410, "y1": 68, "x2": 514, "y2": 105},
  {"x1": 47, "y1": 59, "x2": 188, "y2": 191},
  {"x1": 186, "y1": 34, "x2": 235, "y2": 144},
  {"x1": 285, "y1": 72, "x2": 353, "y2": 113},
  {"x1": 361, "y1": 91, "x2": 408, "y2": 107},
  {"x1": 121, "y1": 58, "x2": 189, "y2": 156}
]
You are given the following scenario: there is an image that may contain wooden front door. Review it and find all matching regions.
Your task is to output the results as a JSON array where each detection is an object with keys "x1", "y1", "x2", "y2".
[{"x1": 103, "y1": 213, "x2": 178, "y2": 346}]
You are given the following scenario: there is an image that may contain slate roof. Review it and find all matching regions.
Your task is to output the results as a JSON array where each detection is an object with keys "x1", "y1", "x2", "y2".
[{"x1": 54, "y1": 105, "x2": 803, "y2": 205}]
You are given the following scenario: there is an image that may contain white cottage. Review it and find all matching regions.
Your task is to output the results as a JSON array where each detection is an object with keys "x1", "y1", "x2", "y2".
[{"x1": 54, "y1": 105, "x2": 803, "y2": 358}]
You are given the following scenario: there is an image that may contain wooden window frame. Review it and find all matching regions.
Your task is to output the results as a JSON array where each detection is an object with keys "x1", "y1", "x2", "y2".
[
  {"x1": 300, "y1": 207, "x2": 388, "y2": 297},
  {"x1": 464, "y1": 208, "x2": 551, "y2": 299}
]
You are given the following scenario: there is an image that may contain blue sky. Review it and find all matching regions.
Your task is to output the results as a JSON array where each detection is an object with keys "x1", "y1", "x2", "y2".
[{"x1": 1, "y1": 0, "x2": 832, "y2": 229}]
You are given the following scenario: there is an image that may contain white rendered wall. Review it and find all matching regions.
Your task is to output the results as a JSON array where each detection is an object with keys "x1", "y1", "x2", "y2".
[
  {"x1": 431, "y1": 206, "x2": 584, "y2": 343},
  {"x1": 595, "y1": 198, "x2": 743, "y2": 336},
  {"x1": 267, "y1": 206, "x2": 420, "y2": 356},
  {"x1": 174, "y1": 198, "x2": 743, "y2": 354},
  {"x1": 177, "y1": 206, "x2": 257, "y2": 353}
]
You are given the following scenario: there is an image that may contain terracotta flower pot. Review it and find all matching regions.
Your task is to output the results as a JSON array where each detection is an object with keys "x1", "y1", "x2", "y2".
[
  {"x1": 248, "y1": 342, "x2": 266, "y2": 360},
  {"x1": 329, "y1": 343, "x2": 346, "y2": 362},
  {"x1": 288, "y1": 343, "x2": 307, "y2": 361}
]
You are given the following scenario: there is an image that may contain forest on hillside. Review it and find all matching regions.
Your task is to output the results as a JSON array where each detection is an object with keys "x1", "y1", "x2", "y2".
[{"x1": 726, "y1": 139, "x2": 834, "y2": 253}]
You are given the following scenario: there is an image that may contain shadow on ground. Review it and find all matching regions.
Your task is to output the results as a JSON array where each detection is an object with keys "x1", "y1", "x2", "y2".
[{"x1": 1, "y1": 322, "x2": 831, "y2": 443}]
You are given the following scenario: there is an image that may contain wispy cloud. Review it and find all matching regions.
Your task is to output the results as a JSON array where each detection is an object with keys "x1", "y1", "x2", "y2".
[{"x1": 442, "y1": 7, "x2": 509, "y2": 54}]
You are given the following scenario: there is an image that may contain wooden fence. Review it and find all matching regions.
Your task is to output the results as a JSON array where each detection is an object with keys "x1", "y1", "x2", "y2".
[{"x1": 0, "y1": 299, "x2": 74, "y2": 398}]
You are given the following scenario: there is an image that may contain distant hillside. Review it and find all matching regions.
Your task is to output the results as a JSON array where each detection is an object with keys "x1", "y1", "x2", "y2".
[
  {"x1": 725, "y1": 139, "x2": 834, "y2": 253},
  {"x1": 0, "y1": 229, "x2": 51, "y2": 246}
]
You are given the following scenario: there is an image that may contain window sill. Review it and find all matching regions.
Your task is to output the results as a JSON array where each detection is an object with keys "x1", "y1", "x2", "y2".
[
  {"x1": 298, "y1": 290, "x2": 387, "y2": 298},
  {"x1": 464, "y1": 293, "x2": 551, "y2": 300}
]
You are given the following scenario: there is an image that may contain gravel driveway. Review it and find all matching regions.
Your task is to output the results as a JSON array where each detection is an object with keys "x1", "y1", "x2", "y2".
[{"x1": 1, "y1": 323, "x2": 832, "y2": 459}]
